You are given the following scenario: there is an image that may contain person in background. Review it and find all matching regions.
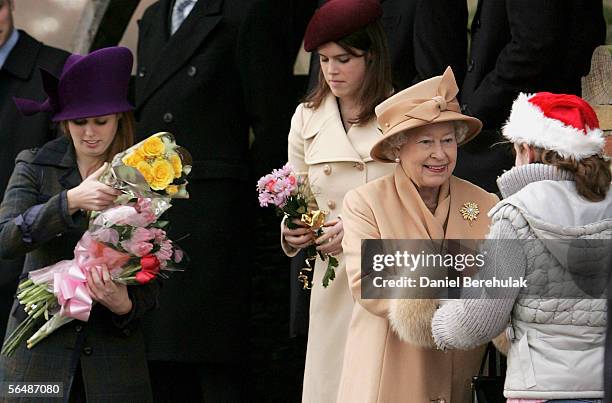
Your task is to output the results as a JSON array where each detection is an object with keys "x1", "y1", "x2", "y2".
[
  {"x1": 133, "y1": 0, "x2": 296, "y2": 401},
  {"x1": 0, "y1": 46, "x2": 157, "y2": 403},
  {"x1": 280, "y1": 1, "x2": 396, "y2": 401},
  {"x1": 308, "y1": 0, "x2": 469, "y2": 92},
  {"x1": 0, "y1": 0, "x2": 69, "y2": 341},
  {"x1": 433, "y1": 92, "x2": 611, "y2": 402},
  {"x1": 455, "y1": 0, "x2": 606, "y2": 193}
]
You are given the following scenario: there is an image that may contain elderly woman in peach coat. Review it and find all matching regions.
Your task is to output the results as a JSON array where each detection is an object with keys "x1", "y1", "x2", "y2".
[{"x1": 337, "y1": 67, "x2": 499, "y2": 403}]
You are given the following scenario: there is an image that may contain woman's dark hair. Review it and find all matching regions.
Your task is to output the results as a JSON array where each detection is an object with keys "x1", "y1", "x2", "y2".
[
  {"x1": 530, "y1": 145, "x2": 611, "y2": 202},
  {"x1": 303, "y1": 20, "x2": 392, "y2": 125},
  {"x1": 61, "y1": 111, "x2": 135, "y2": 162}
]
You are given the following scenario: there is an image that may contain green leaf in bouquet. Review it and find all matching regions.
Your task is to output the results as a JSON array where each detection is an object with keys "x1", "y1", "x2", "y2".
[
  {"x1": 285, "y1": 218, "x2": 298, "y2": 230},
  {"x1": 114, "y1": 164, "x2": 151, "y2": 192},
  {"x1": 153, "y1": 220, "x2": 169, "y2": 229},
  {"x1": 322, "y1": 256, "x2": 338, "y2": 288}
]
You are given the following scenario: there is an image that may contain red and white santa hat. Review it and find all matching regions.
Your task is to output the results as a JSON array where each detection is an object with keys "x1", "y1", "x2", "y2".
[{"x1": 502, "y1": 92, "x2": 604, "y2": 160}]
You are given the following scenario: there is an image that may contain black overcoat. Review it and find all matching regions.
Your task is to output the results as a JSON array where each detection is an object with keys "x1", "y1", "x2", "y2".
[
  {"x1": 0, "y1": 30, "x2": 69, "y2": 342},
  {"x1": 455, "y1": 0, "x2": 606, "y2": 192},
  {"x1": 134, "y1": 0, "x2": 294, "y2": 363},
  {"x1": 0, "y1": 137, "x2": 157, "y2": 402}
]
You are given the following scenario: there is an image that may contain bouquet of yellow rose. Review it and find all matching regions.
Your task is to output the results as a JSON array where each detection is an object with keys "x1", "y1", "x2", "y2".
[{"x1": 101, "y1": 132, "x2": 192, "y2": 199}]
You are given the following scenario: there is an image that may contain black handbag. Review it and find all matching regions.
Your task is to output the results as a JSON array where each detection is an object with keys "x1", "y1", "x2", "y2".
[{"x1": 472, "y1": 342, "x2": 506, "y2": 403}]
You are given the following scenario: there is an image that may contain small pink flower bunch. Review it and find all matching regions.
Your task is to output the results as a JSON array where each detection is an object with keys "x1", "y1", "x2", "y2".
[
  {"x1": 256, "y1": 163, "x2": 298, "y2": 208},
  {"x1": 89, "y1": 198, "x2": 185, "y2": 276}
]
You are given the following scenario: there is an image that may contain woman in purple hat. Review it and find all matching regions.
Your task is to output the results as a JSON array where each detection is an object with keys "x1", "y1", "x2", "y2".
[
  {"x1": 0, "y1": 47, "x2": 155, "y2": 402},
  {"x1": 279, "y1": 1, "x2": 395, "y2": 401}
]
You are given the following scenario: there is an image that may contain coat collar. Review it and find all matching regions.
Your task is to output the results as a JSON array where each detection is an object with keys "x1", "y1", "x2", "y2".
[
  {"x1": 32, "y1": 136, "x2": 81, "y2": 189},
  {"x1": 2, "y1": 30, "x2": 41, "y2": 81},
  {"x1": 391, "y1": 164, "x2": 497, "y2": 240},
  {"x1": 393, "y1": 164, "x2": 450, "y2": 240},
  {"x1": 496, "y1": 163, "x2": 574, "y2": 199},
  {"x1": 303, "y1": 94, "x2": 384, "y2": 164},
  {"x1": 137, "y1": 0, "x2": 223, "y2": 107}
]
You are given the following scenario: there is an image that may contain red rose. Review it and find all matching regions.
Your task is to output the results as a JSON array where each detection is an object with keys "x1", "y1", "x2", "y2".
[
  {"x1": 141, "y1": 254, "x2": 160, "y2": 273},
  {"x1": 135, "y1": 270, "x2": 156, "y2": 284},
  {"x1": 136, "y1": 254, "x2": 160, "y2": 284}
]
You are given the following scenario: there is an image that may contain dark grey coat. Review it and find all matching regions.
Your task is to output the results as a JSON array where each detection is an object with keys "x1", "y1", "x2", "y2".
[
  {"x1": 0, "y1": 137, "x2": 157, "y2": 403},
  {"x1": 0, "y1": 30, "x2": 69, "y2": 340}
]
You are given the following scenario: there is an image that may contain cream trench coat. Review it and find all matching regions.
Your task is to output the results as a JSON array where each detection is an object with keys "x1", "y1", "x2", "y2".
[
  {"x1": 281, "y1": 94, "x2": 395, "y2": 403},
  {"x1": 337, "y1": 167, "x2": 500, "y2": 403}
]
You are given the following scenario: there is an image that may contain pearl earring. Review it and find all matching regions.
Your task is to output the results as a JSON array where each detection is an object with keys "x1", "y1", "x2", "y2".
[{"x1": 394, "y1": 157, "x2": 400, "y2": 163}]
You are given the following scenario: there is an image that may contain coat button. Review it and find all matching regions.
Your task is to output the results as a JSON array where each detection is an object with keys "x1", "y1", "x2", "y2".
[
  {"x1": 82, "y1": 346, "x2": 93, "y2": 356},
  {"x1": 355, "y1": 163, "x2": 364, "y2": 171},
  {"x1": 327, "y1": 200, "x2": 336, "y2": 210},
  {"x1": 467, "y1": 59, "x2": 475, "y2": 72},
  {"x1": 75, "y1": 325, "x2": 83, "y2": 333},
  {"x1": 187, "y1": 65, "x2": 197, "y2": 77},
  {"x1": 163, "y1": 112, "x2": 174, "y2": 123},
  {"x1": 138, "y1": 67, "x2": 147, "y2": 78},
  {"x1": 122, "y1": 328, "x2": 131, "y2": 336},
  {"x1": 323, "y1": 164, "x2": 332, "y2": 175}
]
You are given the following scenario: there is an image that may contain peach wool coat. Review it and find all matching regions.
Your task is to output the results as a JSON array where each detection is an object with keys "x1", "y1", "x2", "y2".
[{"x1": 337, "y1": 165, "x2": 499, "y2": 403}]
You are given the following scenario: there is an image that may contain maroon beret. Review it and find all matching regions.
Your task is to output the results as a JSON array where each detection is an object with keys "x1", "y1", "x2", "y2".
[{"x1": 303, "y1": 0, "x2": 382, "y2": 52}]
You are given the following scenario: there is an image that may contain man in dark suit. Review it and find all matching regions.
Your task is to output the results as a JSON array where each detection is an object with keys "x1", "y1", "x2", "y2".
[
  {"x1": 308, "y1": 0, "x2": 469, "y2": 92},
  {"x1": 455, "y1": 0, "x2": 606, "y2": 193},
  {"x1": 0, "y1": 0, "x2": 68, "y2": 339},
  {"x1": 134, "y1": 0, "x2": 295, "y2": 401}
]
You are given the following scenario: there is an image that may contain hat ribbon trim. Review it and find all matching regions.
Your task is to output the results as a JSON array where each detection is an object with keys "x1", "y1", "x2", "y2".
[{"x1": 378, "y1": 67, "x2": 460, "y2": 134}]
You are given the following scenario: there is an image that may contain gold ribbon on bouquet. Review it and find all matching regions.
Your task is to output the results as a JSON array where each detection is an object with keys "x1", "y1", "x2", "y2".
[{"x1": 297, "y1": 209, "x2": 328, "y2": 290}]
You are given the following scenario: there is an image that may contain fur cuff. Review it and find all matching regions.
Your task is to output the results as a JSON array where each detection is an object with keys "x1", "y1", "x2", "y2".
[
  {"x1": 388, "y1": 299, "x2": 438, "y2": 347},
  {"x1": 492, "y1": 331, "x2": 510, "y2": 355}
]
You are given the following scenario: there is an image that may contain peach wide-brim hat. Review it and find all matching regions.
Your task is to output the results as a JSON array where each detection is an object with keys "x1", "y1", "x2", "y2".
[{"x1": 370, "y1": 67, "x2": 483, "y2": 163}]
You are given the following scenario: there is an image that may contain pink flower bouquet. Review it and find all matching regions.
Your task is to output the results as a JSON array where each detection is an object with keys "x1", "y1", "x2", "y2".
[
  {"x1": 257, "y1": 164, "x2": 338, "y2": 289},
  {"x1": 2, "y1": 134, "x2": 190, "y2": 357}
]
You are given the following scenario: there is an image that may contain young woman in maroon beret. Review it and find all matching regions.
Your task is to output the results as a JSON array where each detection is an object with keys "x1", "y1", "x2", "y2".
[
  {"x1": 0, "y1": 47, "x2": 156, "y2": 402},
  {"x1": 280, "y1": 1, "x2": 395, "y2": 402}
]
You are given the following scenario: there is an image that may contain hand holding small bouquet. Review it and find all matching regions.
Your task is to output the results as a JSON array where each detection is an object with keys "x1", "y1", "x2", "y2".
[
  {"x1": 257, "y1": 164, "x2": 338, "y2": 288},
  {"x1": 2, "y1": 133, "x2": 191, "y2": 357}
]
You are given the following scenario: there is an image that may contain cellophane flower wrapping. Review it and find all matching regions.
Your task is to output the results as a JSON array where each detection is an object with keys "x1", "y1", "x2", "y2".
[{"x1": 1, "y1": 133, "x2": 190, "y2": 357}]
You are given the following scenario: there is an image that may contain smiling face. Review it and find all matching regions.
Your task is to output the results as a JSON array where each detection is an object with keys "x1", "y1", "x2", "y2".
[
  {"x1": 318, "y1": 42, "x2": 367, "y2": 102},
  {"x1": 66, "y1": 114, "x2": 120, "y2": 161},
  {"x1": 0, "y1": 0, "x2": 14, "y2": 48},
  {"x1": 398, "y1": 121, "x2": 457, "y2": 190}
]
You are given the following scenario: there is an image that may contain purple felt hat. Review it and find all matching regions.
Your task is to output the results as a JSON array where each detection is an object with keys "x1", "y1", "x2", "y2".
[{"x1": 14, "y1": 46, "x2": 134, "y2": 122}]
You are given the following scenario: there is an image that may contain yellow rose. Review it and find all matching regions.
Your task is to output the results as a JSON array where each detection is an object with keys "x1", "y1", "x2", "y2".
[
  {"x1": 169, "y1": 153, "x2": 183, "y2": 178},
  {"x1": 122, "y1": 151, "x2": 144, "y2": 167},
  {"x1": 141, "y1": 136, "x2": 165, "y2": 157},
  {"x1": 150, "y1": 159, "x2": 175, "y2": 190},
  {"x1": 136, "y1": 161, "x2": 154, "y2": 184},
  {"x1": 135, "y1": 146, "x2": 147, "y2": 159},
  {"x1": 166, "y1": 185, "x2": 179, "y2": 195}
]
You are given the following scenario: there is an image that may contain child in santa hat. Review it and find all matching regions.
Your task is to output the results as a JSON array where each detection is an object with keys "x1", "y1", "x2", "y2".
[{"x1": 431, "y1": 92, "x2": 611, "y2": 403}]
